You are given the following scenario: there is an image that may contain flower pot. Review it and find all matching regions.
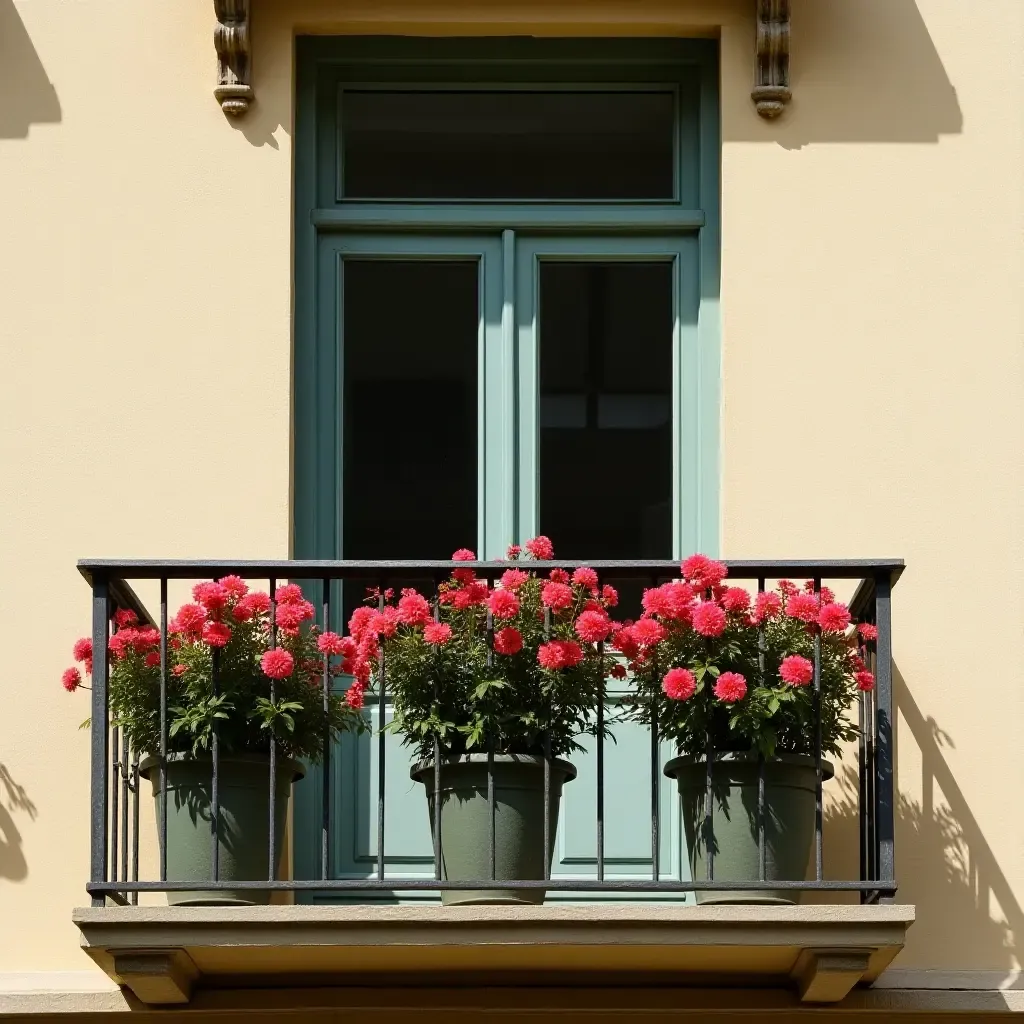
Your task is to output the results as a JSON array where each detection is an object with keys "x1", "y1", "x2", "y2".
[
  {"x1": 664, "y1": 752, "x2": 834, "y2": 905},
  {"x1": 410, "y1": 754, "x2": 576, "y2": 906},
  {"x1": 139, "y1": 752, "x2": 304, "y2": 906}
]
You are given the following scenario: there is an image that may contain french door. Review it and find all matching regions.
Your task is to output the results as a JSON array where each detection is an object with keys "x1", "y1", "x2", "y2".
[{"x1": 291, "y1": 37, "x2": 720, "y2": 897}]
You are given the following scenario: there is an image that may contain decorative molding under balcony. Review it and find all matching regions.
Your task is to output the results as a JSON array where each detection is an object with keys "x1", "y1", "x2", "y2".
[
  {"x1": 214, "y1": 0, "x2": 252, "y2": 116},
  {"x1": 752, "y1": 0, "x2": 792, "y2": 118},
  {"x1": 73, "y1": 903, "x2": 914, "y2": 1008}
]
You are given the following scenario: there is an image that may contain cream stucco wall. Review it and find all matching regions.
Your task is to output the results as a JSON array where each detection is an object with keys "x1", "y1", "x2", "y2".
[{"x1": 0, "y1": 0, "x2": 1022, "y2": 987}]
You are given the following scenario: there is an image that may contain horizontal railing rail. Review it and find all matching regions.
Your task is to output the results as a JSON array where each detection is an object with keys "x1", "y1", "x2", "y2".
[{"x1": 80, "y1": 558, "x2": 902, "y2": 908}]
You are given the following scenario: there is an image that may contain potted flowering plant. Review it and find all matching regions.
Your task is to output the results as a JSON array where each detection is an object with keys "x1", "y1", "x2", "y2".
[
  {"x1": 343, "y1": 537, "x2": 616, "y2": 904},
  {"x1": 618, "y1": 555, "x2": 877, "y2": 904},
  {"x1": 63, "y1": 578, "x2": 365, "y2": 904}
]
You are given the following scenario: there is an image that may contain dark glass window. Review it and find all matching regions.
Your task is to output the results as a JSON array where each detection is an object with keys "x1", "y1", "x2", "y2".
[{"x1": 341, "y1": 90, "x2": 675, "y2": 200}]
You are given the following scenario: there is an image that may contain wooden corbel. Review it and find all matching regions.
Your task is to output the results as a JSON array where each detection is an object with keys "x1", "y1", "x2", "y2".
[
  {"x1": 214, "y1": 0, "x2": 252, "y2": 116},
  {"x1": 752, "y1": 0, "x2": 791, "y2": 118}
]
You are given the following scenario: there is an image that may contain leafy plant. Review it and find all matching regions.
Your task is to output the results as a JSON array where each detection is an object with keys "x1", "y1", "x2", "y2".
[
  {"x1": 618, "y1": 555, "x2": 878, "y2": 760},
  {"x1": 342, "y1": 538, "x2": 616, "y2": 762},
  {"x1": 63, "y1": 578, "x2": 365, "y2": 761}
]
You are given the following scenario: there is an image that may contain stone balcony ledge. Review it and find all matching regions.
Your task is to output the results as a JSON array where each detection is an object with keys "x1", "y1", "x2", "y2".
[{"x1": 73, "y1": 903, "x2": 914, "y2": 1006}]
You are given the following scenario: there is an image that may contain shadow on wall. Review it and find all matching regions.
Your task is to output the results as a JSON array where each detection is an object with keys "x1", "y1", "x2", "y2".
[
  {"x1": 0, "y1": 0, "x2": 62, "y2": 138},
  {"x1": 820, "y1": 666, "x2": 1019, "y2": 976},
  {"x1": 0, "y1": 763, "x2": 36, "y2": 882},
  {"x1": 728, "y1": 0, "x2": 962, "y2": 148}
]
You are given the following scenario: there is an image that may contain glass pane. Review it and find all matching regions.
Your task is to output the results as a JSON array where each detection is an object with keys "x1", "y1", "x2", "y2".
[
  {"x1": 342, "y1": 91, "x2": 675, "y2": 200},
  {"x1": 538, "y1": 261, "x2": 673, "y2": 562},
  {"x1": 343, "y1": 260, "x2": 478, "y2": 564}
]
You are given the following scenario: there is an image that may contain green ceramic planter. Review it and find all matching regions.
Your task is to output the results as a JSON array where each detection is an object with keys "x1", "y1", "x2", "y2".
[
  {"x1": 665, "y1": 752, "x2": 834, "y2": 905},
  {"x1": 139, "y1": 753, "x2": 304, "y2": 906},
  {"x1": 410, "y1": 754, "x2": 576, "y2": 906}
]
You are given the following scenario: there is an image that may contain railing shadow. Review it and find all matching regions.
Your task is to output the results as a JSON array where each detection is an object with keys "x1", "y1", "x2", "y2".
[
  {"x1": 818, "y1": 666, "x2": 1019, "y2": 975},
  {"x1": 0, "y1": 763, "x2": 36, "y2": 881}
]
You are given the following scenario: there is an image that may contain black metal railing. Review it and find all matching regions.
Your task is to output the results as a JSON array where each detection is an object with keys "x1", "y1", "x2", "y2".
[{"x1": 79, "y1": 558, "x2": 902, "y2": 906}]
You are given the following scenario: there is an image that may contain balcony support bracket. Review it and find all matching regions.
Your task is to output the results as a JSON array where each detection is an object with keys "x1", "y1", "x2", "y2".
[
  {"x1": 214, "y1": 0, "x2": 253, "y2": 116},
  {"x1": 752, "y1": 0, "x2": 791, "y2": 118},
  {"x1": 792, "y1": 947, "x2": 874, "y2": 1003},
  {"x1": 111, "y1": 949, "x2": 198, "y2": 1006}
]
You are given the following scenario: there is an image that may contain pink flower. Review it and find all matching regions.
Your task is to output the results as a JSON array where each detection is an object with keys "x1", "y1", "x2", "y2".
[
  {"x1": 525, "y1": 535, "x2": 554, "y2": 560},
  {"x1": 779, "y1": 655, "x2": 814, "y2": 686},
  {"x1": 451, "y1": 549, "x2": 477, "y2": 584},
  {"x1": 631, "y1": 617, "x2": 667, "y2": 646},
  {"x1": 397, "y1": 589, "x2": 432, "y2": 626},
  {"x1": 609, "y1": 663, "x2": 627, "y2": 680},
  {"x1": 113, "y1": 608, "x2": 138, "y2": 628},
  {"x1": 193, "y1": 582, "x2": 230, "y2": 617},
  {"x1": 818, "y1": 602, "x2": 851, "y2": 633},
  {"x1": 575, "y1": 608, "x2": 613, "y2": 643},
  {"x1": 172, "y1": 663, "x2": 188, "y2": 677},
  {"x1": 681, "y1": 555, "x2": 728, "y2": 590},
  {"x1": 778, "y1": 580, "x2": 798, "y2": 599},
  {"x1": 73, "y1": 637, "x2": 93, "y2": 662},
  {"x1": 493, "y1": 626, "x2": 523, "y2": 655},
  {"x1": 317, "y1": 631, "x2": 347, "y2": 656},
  {"x1": 855, "y1": 670, "x2": 876, "y2": 692},
  {"x1": 803, "y1": 580, "x2": 835, "y2": 603},
  {"x1": 858, "y1": 623, "x2": 879, "y2": 641},
  {"x1": 488, "y1": 589, "x2": 520, "y2": 620},
  {"x1": 752, "y1": 591, "x2": 782, "y2": 624},
  {"x1": 62, "y1": 667, "x2": 82, "y2": 692},
  {"x1": 549, "y1": 568, "x2": 570, "y2": 585},
  {"x1": 218, "y1": 575, "x2": 249, "y2": 599},
  {"x1": 572, "y1": 567, "x2": 599, "y2": 590},
  {"x1": 275, "y1": 584, "x2": 305, "y2": 605},
  {"x1": 785, "y1": 592, "x2": 820, "y2": 623},
  {"x1": 345, "y1": 683, "x2": 366, "y2": 710},
  {"x1": 261, "y1": 648, "x2": 294, "y2": 679},
  {"x1": 611, "y1": 624, "x2": 640, "y2": 659},
  {"x1": 721, "y1": 587, "x2": 751, "y2": 614},
  {"x1": 145, "y1": 651, "x2": 161, "y2": 668},
  {"x1": 691, "y1": 601, "x2": 727, "y2": 637},
  {"x1": 714, "y1": 671, "x2": 747, "y2": 703},
  {"x1": 541, "y1": 581, "x2": 574, "y2": 611},
  {"x1": 500, "y1": 568, "x2": 530, "y2": 591},
  {"x1": 537, "y1": 639, "x2": 583, "y2": 670},
  {"x1": 452, "y1": 548, "x2": 476, "y2": 561},
  {"x1": 424, "y1": 621, "x2": 453, "y2": 645},
  {"x1": 662, "y1": 667, "x2": 696, "y2": 701},
  {"x1": 453, "y1": 581, "x2": 489, "y2": 610},
  {"x1": 601, "y1": 584, "x2": 619, "y2": 608},
  {"x1": 348, "y1": 606, "x2": 375, "y2": 638},
  {"x1": 643, "y1": 582, "x2": 694, "y2": 621},
  {"x1": 202, "y1": 621, "x2": 231, "y2": 648},
  {"x1": 506, "y1": 544, "x2": 521, "y2": 560},
  {"x1": 276, "y1": 602, "x2": 307, "y2": 630}
]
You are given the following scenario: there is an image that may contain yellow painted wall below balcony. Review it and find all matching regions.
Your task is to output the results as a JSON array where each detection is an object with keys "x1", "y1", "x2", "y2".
[{"x1": 0, "y1": 0, "x2": 1022, "y2": 987}]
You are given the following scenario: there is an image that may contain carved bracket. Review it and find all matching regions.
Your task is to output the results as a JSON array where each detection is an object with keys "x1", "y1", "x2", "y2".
[
  {"x1": 214, "y1": 0, "x2": 252, "y2": 116},
  {"x1": 752, "y1": 0, "x2": 791, "y2": 118}
]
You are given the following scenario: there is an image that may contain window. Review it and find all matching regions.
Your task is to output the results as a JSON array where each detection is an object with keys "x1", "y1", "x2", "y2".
[{"x1": 293, "y1": 37, "x2": 720, "y2": 897}]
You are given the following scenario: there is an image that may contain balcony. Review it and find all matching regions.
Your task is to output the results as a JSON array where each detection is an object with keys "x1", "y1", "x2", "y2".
[{"x1": 71, "y1": 558, "x2": 912, "y2": 1006}]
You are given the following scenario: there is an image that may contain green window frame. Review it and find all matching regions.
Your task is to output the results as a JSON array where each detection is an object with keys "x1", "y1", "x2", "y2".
[{"x1": 292, "y1": 37, "x2": 721, "y2": 893}]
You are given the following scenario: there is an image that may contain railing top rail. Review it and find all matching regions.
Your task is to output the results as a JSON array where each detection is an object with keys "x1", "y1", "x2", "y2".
[{"x1": 79, "y1": 558, "x2": 905, "y2": 584}]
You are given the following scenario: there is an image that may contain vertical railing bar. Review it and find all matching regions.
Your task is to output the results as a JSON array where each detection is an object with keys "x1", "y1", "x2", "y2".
[
  {"x1": 268, "y1": 577, "x2": 278, "y2": 882},
  {"x1": 704, "y1": 726, "x2": 714, "y2": 882},
  {"x1": 211, "y1": 644, "x2": 221, "y2": 882},
  {"x1": 858, "y1": 686, "x2": 867, "y2": 901},
  {"x1": 757, "y1": 577, "x2": 766, "y2": 882},
  {"x1": 321, "y1": 577, "x2": 331, "y2": 882},
  {"x1": 432, "y1": 584, "x2": 442, "y2": 884},
  {"x1": 542, "y1": 606, "x2": 551, "y2": 882},
  {"x1": 130, "y1": 744, "x2": 140, "y2": 905},
  {"x1": 120, "y1": 729, "x2": 129, "y2": 888},
  {"x1": 110, "y1": 722, "x2": 120, "y2": 886},
  {"x1": 650, "y1": 661, "x2": 660, "y2": 882},
  {"x1": 596, "y1": 635, "x2": 605, "y2": 883},
  {"x1": 813, "y1": 576, "x2": 823, "y2": 882},
  {"x1": 159, "y1": 577, "x2": 168, "y2": 883},
  {"x1": 868, "y1": 679, "x2": 877, "y2": 881},
  {"x1": 488, "y1": 749, "x2": 496, "y2": 882},
  {"x1": 376, "y1": 588, "x2": 386, "y2": 883},
  {"x1": 874, "y1": 571, "x2": 895, "y2": 900},
  {"x1": 90, "y1": 577, "x2": 110, "y2": 906}
]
